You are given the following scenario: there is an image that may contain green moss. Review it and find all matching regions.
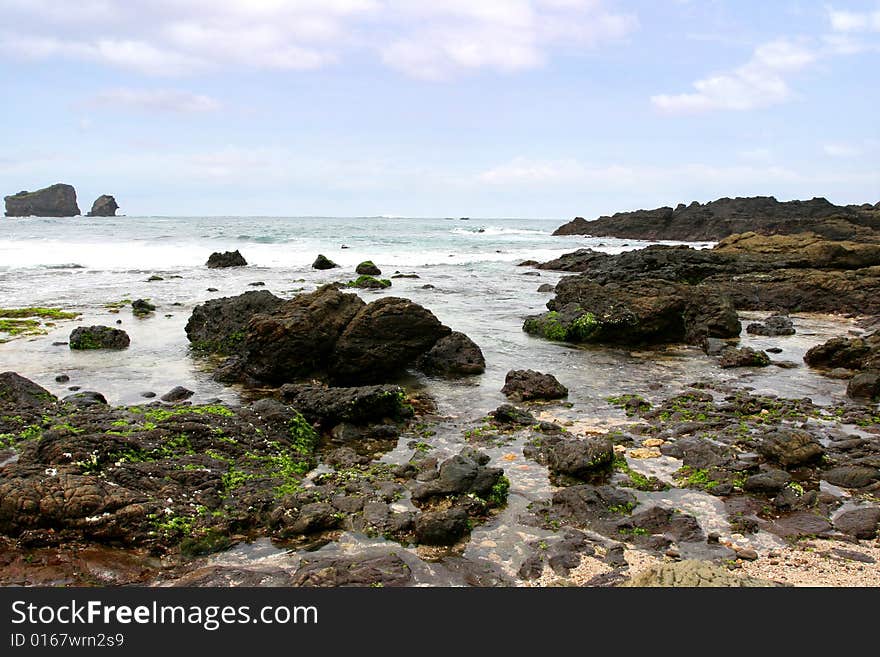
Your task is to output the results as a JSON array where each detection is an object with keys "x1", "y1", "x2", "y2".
[
  {"x1": 675, "y1": 465, "x2": 719, "y2": 490},
  {"x1": 487, "y1": 476, "x2": 510, "y2": 507},
  {"x1": 607, "y1": 394, "x2": 652, "y2": 416},
  {"x1": 345, "y1": 275, "x2": 392, "y2": 289},
  {"x1": 191, "y1": 331, "x2": 246, "y2": 355},
  {"x1": 0, "y1": 307, "x2": 79, "y2": 320},
  {"x1": 613, "y1": 454, "x2": 669, "y2": 492},
  {"x1": 142, "y1": 404, "x2": 235, "y2": 422},
  {"x1": 568, "y1": 312, "x2": 599, "y2": 340}
]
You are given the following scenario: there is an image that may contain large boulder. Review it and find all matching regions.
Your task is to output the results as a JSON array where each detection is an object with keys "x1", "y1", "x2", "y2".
[
  {"x1": 417, "y1": 331, "x2": 485, "y2": 376},
  {"x1": 847, "y1": 371, "x2": 880, "y2": 400},
  {"x1": 545, "y1": 437, "x2": 614, "y2": 479},
  {"x1": 501, "y1": 369, "x2": 568, "y2": 401},
  {"x1": 87, "y1": 195, "x2": 119, "y2": 217},
  {"x1": 718, "y1": 346, "x2": 771, "y2": 369},
  {"x1": 186, "y1": 290, "x2": 283, "y2": 355},
  {"x1": 206, "y1": 250, "x2": 247, "y2": 268},
  {"x1": 69, "y1": 326, "x2": 130, "y2": 350},
  {"x1": 746, "y1": 313, "x2": 795, "y2": 336},
  {"x1": 804, "y1": 332, "x2": 880, "y2": 400},
  {"x1": 242, "y1": 285, "x2": 365, "y2": 382},
  {"x1": 4, "y1": 183, "x2": 80, "y2": 217},
  {"x1": 330, "y1": 297, "x2": 451, "y2": 383},
  {"x1": 524, "y1": 278, "x2": 740, "y2": 346}
]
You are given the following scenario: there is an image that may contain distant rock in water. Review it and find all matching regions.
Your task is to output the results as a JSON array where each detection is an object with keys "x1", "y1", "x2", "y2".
[
  {"x1": 552, "y1": 196, "x2": 880, "y2": 241},
  {"x1": 206, "y1": 250, "x2": 247, "y2": 268},
  {"x1": 4, "y1": 183, "x2": 80, "y2": 217},
  {"x1": 312, "y1": 254, "x2": 339, "y2": 270},
  {"x1": 87, "y1": 195, "x2": 119, "y2": 217},
  {"x1": 69, "y1": 326, "x2": 130, "y2": 350}
]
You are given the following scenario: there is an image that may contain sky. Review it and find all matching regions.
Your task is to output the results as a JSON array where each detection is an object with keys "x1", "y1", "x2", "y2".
[{"x1": 1, "y1": 0, "x2": 878, "y2": 218}]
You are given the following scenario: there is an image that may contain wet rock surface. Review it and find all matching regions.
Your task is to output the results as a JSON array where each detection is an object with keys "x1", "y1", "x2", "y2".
[
  {"x1": 69, "y1": 326, "x2": 130, "y2": 350},
  {"x1": 206, "y1": 250, "x2": 247, "y2": 268}
]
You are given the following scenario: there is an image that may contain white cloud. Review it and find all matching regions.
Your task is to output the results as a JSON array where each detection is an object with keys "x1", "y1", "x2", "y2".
[
  {"x1": 87, "y1": 88, "x2": 221, "y2": 113},
  {"x1": 823, "y1": 142, "x2": 862, "y2": 158},
  {"x1": 828, "y1": 7, "x2": 880, "y2": 32},
  {"x1": 0, "y1": 0, "x2": 635, "y2": 78},
  {"x1": 651, "y1": 39, "x2": 816, "y2": 114}
]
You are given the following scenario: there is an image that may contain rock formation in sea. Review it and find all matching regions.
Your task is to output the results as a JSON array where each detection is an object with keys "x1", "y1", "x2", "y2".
[
  {"x1": 552, "y1": 196, "x2": 880, "y2": 241},
  {"x1": 4, "y1": 183, "x2": 80, "y2": 217},
  {"x1": 187, "y1": 285, "x2": 486, "y2": 385},
  {"x1": 87, "y1": 194, "x2": 119, "y2": 217},
  {"x1": 206, "y1": 250, "x2": 247, "y2": 268}
]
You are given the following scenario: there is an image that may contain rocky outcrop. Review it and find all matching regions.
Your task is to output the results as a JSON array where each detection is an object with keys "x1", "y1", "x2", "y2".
[
  {"x1": 552, "y1": 196, "x2": 880, "y2": 241},
  {"x1": 87, "y1": 195, "x2": 118, "y2": 217},
  {"x1": 69, "y1": 326, "x2": 130, "y2": 350},
  {"x1": 186, "y1": 290, "x2": 283, "y2": 355},
  {"x1": 5, "y1": 183, "x2": 80, "y2": 217},
  {"x1": 279, "y1": 383, "x2": 409, "y2": 427},
  {"x1": 206, "y1": 250, "x2": 247, "y2": 268},
  {"x1": 536, "y1": 234, "x2": 880, "y2": 316}
]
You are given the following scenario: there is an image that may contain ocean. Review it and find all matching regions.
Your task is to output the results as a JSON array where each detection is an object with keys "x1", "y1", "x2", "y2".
[{"x1": 0, "y1": 215, "x2": 857, "y2": 581}]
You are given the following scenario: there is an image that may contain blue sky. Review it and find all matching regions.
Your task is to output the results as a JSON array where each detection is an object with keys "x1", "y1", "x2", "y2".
[{"x1": 1, "y1": 0, "x2": 878, "y2": 218}]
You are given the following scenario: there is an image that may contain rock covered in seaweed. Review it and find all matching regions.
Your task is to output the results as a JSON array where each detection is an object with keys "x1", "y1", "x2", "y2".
[{"x1": 69, "y1": 326, "x2": 130, "y2": 350}]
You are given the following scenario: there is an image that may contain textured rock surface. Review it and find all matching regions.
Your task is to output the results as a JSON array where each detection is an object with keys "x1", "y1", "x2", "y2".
[
  {"x1": 69, "y1": 326, "x2": 130, "y2": 350},
  {"x1": 501, "y1": 369, "x2": 568, "y2": 401},
  {"x1": 620, "y1": 560, "x2": 777, "y2": 587},
  {"x1": 186, "y1": 290, "x2": 283, "y2": 355},
  {"x1": 5, "y1": 183, "x2": 80, "y2": 217}
]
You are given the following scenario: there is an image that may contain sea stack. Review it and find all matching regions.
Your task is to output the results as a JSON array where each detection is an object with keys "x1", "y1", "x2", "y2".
[
  {"x1": 87, "y1": 195, "x2": 119, "y2": 217},
  {"x1": 4, "y1": 183, "x2": 80, "y2": 217}
]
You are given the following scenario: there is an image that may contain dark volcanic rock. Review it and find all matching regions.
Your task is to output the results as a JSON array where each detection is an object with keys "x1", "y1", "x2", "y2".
[
  {"x1": 410, "y1": 448, "x2": 503, "y2": 501},
  {"x1": 746, "y1": 313, "x2": 795, "y2": 336},
  {"x1": 206, "y1": 250, "x2": 247, "y2": 268},
  {"x1": 822, "y1": 466, "x2": 879, "y2": 489},
  {"x1": 767, "y1": 511, "x2": 833, "y2": 539},
  {"x1": 417, "y1": 331, "x2": 485, "y2": 376},
  {"x1": 847, "y1": 371, "x2": 880, "y2": 400},
  {"x1": 87, "y1": 195, "x2": 119, "y2": 217},
  {"x1": 743, "y1": 469, "x2": 792, "y2": 494},
  {"x1": 5, "y1": 183, "x2": 80, "y2": 217},
  {"x1": 804, "y1": 333, "x2": 880, "y2": 370},
  {"x1": 545, "y1": 436, "x2": 613, "y2": 479},
  {"x1": 242, "y1": 285, "x2": 365, "y2": 382},
  {"x1": 331, "y1": 297, "x2": 451, "y2": 384},
  {"x1": 312, "y1": 254, "x2": 339, "y2": 270},
  {"x1": 552, "y1": 196, "x2": 875, "y2": 241},
  {"x1": 292, "y1": 553, "x2": 412, "y2": 587},
  {"x1": 186, "y1": 290, "x2": 283, "y2": 355},
  {"x1": 356, "y1": 261, "x2": 381, "y2": 276},
  {"x1": 757, "y1": 429, "x2": 824, "y2": 468},
  {"x1": 718, "y1": 346, "x2": 772, "y2": 369},
  {"x1": 279, "y1": 383, "x2": 408, "y2": 427},
  {"x1": 0, "y1": 372, "x2": 56, "y2": 408},
  {"x1": 69, "y1": 326, "x2": 130, "y2": 350},
  {"x1": 501, "y1": 369, "x2": 568, "y2": 401},
  {"x1": 413, "y1": 507, "x2": 469, "y2": 546},
  {"x1": 488, "y1": 404, "x2": 536, "y2": 426},
  {"x1": 833, "y1": 507, "x2": 880, "y2": 539}
]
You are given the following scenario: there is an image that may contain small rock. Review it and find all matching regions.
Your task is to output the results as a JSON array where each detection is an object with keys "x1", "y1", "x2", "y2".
[
  {"x1": 735, "y1": 547, "x2": 759, "y2": 561},
  {"x1": 206, "y1": 250, "x2": 247, "y2": 268},
  {"x1": 160, "y1": 386, "x2": 195, "y2": 403},
  {"x1": 141, "y1": 391, "x2": 156, "y2": 398},
  {"x1": 312, "y1": 254, "x2": 339, "y2": 270},
  {"x1": 55, "y1": 374, "x2": 70, "y2": 383},
  {"x1": 501, "y1": 369, "x2": 568, "y2": 402}
]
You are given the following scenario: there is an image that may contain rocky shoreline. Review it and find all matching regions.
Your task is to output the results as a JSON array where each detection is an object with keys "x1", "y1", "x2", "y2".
[{"x1": 0, "y1": 221, "x2": 878, "y2": 587}]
